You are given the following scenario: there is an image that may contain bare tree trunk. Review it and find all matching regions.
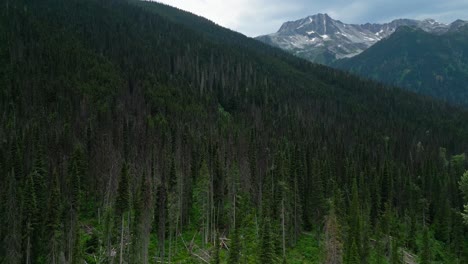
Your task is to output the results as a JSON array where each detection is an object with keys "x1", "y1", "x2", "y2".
[
  {"x1": 68, "y1": 213, "x2": 74, "y2": 263},
  {"x1": 120, "y1": 214, "x2": 124, "y2": 264},
  {"x1": 26, "y1": 230, "x2": 31, "y2": 264},
  {"x1": 325, "y1": 207, "x2": 342, "y2": 264},
  {"x1": 169, "y1": 231, "x2": 172, "y2": 263},
  {"x1": 233, "y1": 194, "x2": 236, "y2": 229},
  {"x1": 294, "y1": 178, "x2": 298, "y2": 244},
  {"x1": 282, "y1": 198, "x2": 286, "y2": 259}
]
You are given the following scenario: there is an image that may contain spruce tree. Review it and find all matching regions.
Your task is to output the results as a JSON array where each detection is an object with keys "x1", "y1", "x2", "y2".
[
  {"x1": 347, "y1": 178, "x2": 361, "y2": 262},
  {"x1": 420, "y1": 227, "x2": 431, "y2": 264},
  {"x1": 22, "y1": 174, "x2": 37, "y2": 264},
  {"x1": 459, "y1": 171, "x2": 468, "y2": 224},
  {"x1": 348, "y1": 241, "x2": 360, "y2": 264},
  {"x1": 115, "y1": 162, "x2": 131, "y2": 264},
  {"x1": 115, "y1": 163, "x2": 130, "y2": 219},
  {"x1": 390, "y1": 238, "x2": 401, "y2": 264},
  {"x1": 46, "y1": 169, "x2": 62, "y2": 264},
  {"x1": 155, "y1": 171, "x2": 168, "y2": 261},
  {"x1": 69, "y1": 146, "x2": 84, "y2": 212},
  {"x1": 259, "y1": 217, "x2": 275, "y2": 264},
  {"x1": 211, "y1": 231, "x2": 220, "y2": 264},
  {"x1": 228, "y1": 226, "x2": 241, "y2": 264},
  {"x1": 3, "y1": 169, "x2": 21, "y2": 264},
  {"x1": 31, "y1": 143, "x2": 48, "y2": 261},
  {"x1": 324, "y1": 201, "x2": 343, "y2": 264}
]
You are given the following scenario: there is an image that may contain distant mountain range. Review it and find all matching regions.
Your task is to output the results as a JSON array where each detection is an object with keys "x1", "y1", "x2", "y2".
[
  {"x1": 256, "y1": 13, "x2": 468, "y2": 65},
  {"x1": 333, "y1": 25, "x2": 468, "y2": 106}
]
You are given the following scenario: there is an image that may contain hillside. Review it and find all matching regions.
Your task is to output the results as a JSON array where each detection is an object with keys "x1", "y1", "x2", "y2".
[
  {"x1": 1, "y1": 1, "x2": 468, "y2": 263},
  {"x1": 334, "y1": 26, "x2": 468, "y2": 106}
]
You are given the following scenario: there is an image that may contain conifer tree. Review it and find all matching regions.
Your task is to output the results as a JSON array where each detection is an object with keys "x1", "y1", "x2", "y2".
[
  {"x1": 155, "y1": 170, "x2": 168, "y2": 261},
  {"x1": 194, "y1": 159, "x2": 211, "y2": 245},
  {"x1": 22, "y1": 174, "x2": 37, "y2": 264},
  {"x1": 228, "y1": 163, "x2": 241, "y2": 264},
  {"x1": 390, "y1": 238, "x2": 401, "y2": 264},
  {"x1": 115, "y1": 163, "x2": 130, "y2": 220},
  {"x1": 459, "y1": 171, "x2": 468, "y2": 224},
  {"x1": 211, "y1": 231, "x2": 220, "y2": 264},
  {"x1": 249, "y1": 130, "x2": 258, "y2": 204},
  {"x1": 228, "y1": 226, "x2": 241, "y2": 264},
  {"x1": 115, "y1": 163, "x2": 131, "y2": 264},
  {"x1": 347, "y1": 178, "x2": 361, "y2": 262},
  {"x1": 31, "y1": 143, "x2": 48, "y2": 261},
  {"x1": 69, "y1": 146, "x2": 85, "y2": 212},
  {"x1": 420, "y1": 227, "x2": 431, "y2": 264},
  {"x1": 324, "y1": 200, "x2": 343, "y2": 264},
  {"x1": 347, "y1": 241, "x2": 360, "y2": 264},
  {"x1": 3, "y1": 169, "x2": 21, "y2": 264},
  {"x1": 46, "y1": 169, "x2": 62, "y2": 264},
  {"x1": 259, "y1": 216, "x2": 275, "y2": 264},
  {"x1": 32, "y1": 143, "x2": 47, "y2": 214}
]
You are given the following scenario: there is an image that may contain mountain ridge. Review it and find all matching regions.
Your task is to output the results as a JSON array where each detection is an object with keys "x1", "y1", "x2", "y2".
[
  {"x1": 333, "y1": 24, "x2": 468, "y2": 106},
  {"x1": 256, "y1": 13, "x2": 467, "y2": 64}
]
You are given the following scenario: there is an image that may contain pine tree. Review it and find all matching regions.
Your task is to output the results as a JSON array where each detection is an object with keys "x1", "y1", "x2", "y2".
[
  {"x1": 310, "y1": 158, "x2": 325, "y2": 225},
  {"x1": 31, "y1": 143, "x2": 48, "y2": 261},
  {"x1": 114, "y1": 163, "x2": 131, "y2": 264},
  {"x1": 32, "y1": 143, "x2": 47, "y2": 214},
  {"x1": 155, "y1": 170, "x2": 168, "y2": 261},
  {"x1": 67, "y1": 146, "x2": 85, "y2": 264},
  {"x1": 22, "y1": 174, "x2": 37, "y2": 264},
  {"x1": 141, "y1": 174, "x2": 153, "y2": 264},
  {"x1": 194, "y1": 159, "x2": 211, "y2": 246},
  {"x1": 168, "y1": 155, "x2": 177, "y2": 192},
  {"x1": 249, "y1": 130, "x2": 258, "y2": 204},
  {"x1": 211, "y1": 231, "x2": 220, "y2": 264},
  {"x1": 46, "y1": 169, "x2": 62, "y2": 264},
  {"x1": 228, "y1": 163, "x2": 241, "y2": 264},
  {"x1": 259, "y1": 217, "x2": 275, "y2": 264},
  {"x1": 347, "y1": 241, "x2": 360, "y2": 264},
  {"x1": 3, "y1": 169, "x2": 21, "y2": 264},
  {"x1": 420, "y1": 227, "x2": 431, "y2": 264},
  {"x1": 324, "y1": 201, "x2": 343, "y2": 264},
  {"x1": 69, "y1": 146, "x2": 84, "y2": 212},
  {"x1": 347, "y1": 178, "x2": 361, "y2": 262},
  {"x1": 72, "y1": 228, "x2": 82, "y2": 264},
  {"x1": 131, "y1": 172, "x2": 153, "y2": 263},
  {"x1": 131, "y1": 174, "x2": 144, "y2": 264},
  {"x1": 103, "y1": 206, "x2": 114, "y2": 261},
  {"x1": 459, "y1": 171, "x2": 468, "y2": 224},
  {"x1": 228, "y1": 226, "x2": 241, "y2": 264},
  {"x1": 115, "y1": 163, "x2": 130, "y2": 219},
  {"x1": 390, "y1": 238, "x2": 401, "y2": 264}
]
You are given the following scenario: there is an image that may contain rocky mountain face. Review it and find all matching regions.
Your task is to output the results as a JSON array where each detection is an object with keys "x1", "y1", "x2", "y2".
[{"x1": 256, "y1": 13, "x2": 466, "y2": 64}]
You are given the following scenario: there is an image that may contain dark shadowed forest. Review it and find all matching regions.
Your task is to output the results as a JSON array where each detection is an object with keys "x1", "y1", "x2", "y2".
[{"x1": 1, "y1": 0, "x2": 467, "y2": 263}]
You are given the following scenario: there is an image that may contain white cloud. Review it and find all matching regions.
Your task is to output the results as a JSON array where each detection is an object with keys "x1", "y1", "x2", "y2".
[
  {"x1": 155, "y1": 0, "x2": 305, "y2": 36},
  {"x1": 156, "y1": 0, "x2": 282, "y2": 36},
  {"x1": 155, "y1": 0, "x2": 468, "y2": 37}
]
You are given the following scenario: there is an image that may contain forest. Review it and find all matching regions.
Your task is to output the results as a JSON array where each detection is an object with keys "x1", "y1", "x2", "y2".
[{"x1": 1, "y1": 0, "x2": 468, "y2": 263}]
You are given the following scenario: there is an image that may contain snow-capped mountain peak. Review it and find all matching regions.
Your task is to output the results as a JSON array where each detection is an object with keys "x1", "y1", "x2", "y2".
[{"x1": 255, "y1": 14, "x2": 464, "y2": 65}]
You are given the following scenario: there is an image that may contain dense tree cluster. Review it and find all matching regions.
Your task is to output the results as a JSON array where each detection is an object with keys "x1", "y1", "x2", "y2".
[{"x1": 0, "y1": 0, "x2": 467, "y2": 263}]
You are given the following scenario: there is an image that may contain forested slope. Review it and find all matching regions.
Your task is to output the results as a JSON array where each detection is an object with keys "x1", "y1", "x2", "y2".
[
  {"x1": 1, "y1": 0, "x2": 467, "y2": 263},
  {"x1": 334, "y1": 26, "x2": 468, "y2": 107}
]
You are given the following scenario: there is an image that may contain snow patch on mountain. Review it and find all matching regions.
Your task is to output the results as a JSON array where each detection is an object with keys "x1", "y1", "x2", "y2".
[{"x1": 256, "y1": 14, "x2": 466, "y2": 64}]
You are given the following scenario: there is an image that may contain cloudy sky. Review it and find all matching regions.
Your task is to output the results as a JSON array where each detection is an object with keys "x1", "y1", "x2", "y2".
[{"x1": 156, "y1": 0, "x2": 468, "y2": 37}]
